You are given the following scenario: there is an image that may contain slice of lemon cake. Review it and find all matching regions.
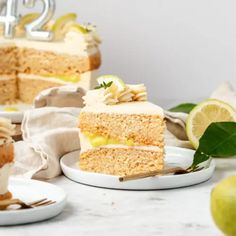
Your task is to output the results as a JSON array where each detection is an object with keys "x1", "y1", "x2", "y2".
[
  {"x1": 78, "y1": 76, "x2": 165, "y2": 176},
  {"x1": 0, "y1": 118, "x2": 15, "y2": 201}
]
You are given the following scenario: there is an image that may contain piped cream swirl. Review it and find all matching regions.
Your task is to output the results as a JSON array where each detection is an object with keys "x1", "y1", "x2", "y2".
[
  {"x1": 0, "y1": 118, "x2": 15, "y2": 146},
  {"x1": 83, "y1": 82, "x2": 148, "y2": 106},
  {"x1": 127, "y1": 84, "x2": 147, "y2": 101},
  {"x1": 83, "y1": 89, "x2": 117, "y2": 106}
]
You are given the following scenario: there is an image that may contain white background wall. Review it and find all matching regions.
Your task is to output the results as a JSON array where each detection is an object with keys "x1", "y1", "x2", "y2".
[{"x1": 19, "y1": 0, "x2": 236, "y2": 106}]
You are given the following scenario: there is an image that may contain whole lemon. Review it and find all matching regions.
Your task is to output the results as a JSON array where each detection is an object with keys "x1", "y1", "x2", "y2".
[{"x1": 211, "y1": 175, "x2": 236, "y2": 236}]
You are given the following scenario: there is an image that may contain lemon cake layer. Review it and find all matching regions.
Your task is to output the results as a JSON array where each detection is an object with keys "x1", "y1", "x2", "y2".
[
  {"x1": 18, "y1": 70, "x2": 98, "y2": 103},
  {"x1": 0, "y1": 75, "x2": 17, "y2": 104},
  {"x1": 80, "y1": 147, "x2": 164, "y2": 176},
  {"x1": 0, "y1": 47, "x2": 17, "y2": 74},
  {"x1": 17, "y1": 48, "x2": 101, "y2": 76},
  {"x1": 78, "y1": 79, "x2": 165, "y2": 176}
]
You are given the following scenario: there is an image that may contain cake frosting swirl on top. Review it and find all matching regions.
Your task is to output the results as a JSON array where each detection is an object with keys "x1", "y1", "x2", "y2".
[{"x1": 83, "y1": 76, "x2": 148, "y2": 106}]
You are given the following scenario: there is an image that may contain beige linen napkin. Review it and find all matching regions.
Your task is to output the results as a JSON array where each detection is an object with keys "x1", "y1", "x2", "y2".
[
  {"x1": 34, "y1": 85, "x2": 86, "y2": 108},
  {"x1": 165, "y1": 81, "x2": 236, "y2": 149},
  {"x1": 210, "y1": 81, "x2": 236, "y2": 107},
  {"x1": 164, "y1": 111, "x2": 192, "y2": 148},
  {"x1": 13, "y1": 107, "x2": 81, "y2": 179}
]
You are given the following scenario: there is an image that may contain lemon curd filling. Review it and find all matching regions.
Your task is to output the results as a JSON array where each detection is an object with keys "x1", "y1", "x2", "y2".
[
  {"x1": 3, "y1": 107, "x2": 19, "y2": 112},
  {"x1": 83, "y1": 132, "x2": 134, "y2": 147},
  {"x1": 46, "y1": 74, "x2": 80, "y2": 83}
]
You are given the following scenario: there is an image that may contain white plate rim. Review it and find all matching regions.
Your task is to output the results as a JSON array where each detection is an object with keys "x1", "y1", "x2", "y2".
[
  {"x1": 0, "y1": 178, "x2": 67, "y2": 225},
  {"x1": 0, "y1": 111, "x2": 25, "y2": 123},
  {"x1": 0, "y1": 104, "x2": 32, "y2": 123}
]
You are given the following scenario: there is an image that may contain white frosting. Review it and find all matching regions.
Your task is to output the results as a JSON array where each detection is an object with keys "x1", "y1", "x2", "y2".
[
  {"x1": 103, "y1": 144, "x2": 162, "y2": 152},
  {"x1": 79, "y1": 131, "x2": 162, "y2": 153},
  {"x1": 81, "y1": 101, "x2": 164, "y2": 116},
  {"x1": 79, "y1": 131, "x2": 93, "y2": 153},
  {"x1": 83, "y1": 88, "x2": 118, "y2": 106},
  {"x1": 118, "y1": 88, "x2": 133, "y2": 102},
  {"x1": 0, "y1": 75, "x2": 15, "y2": 81},
  {"x1": 127, "y1": 84, "x2": 147, "y2": 101},
  {"x1": 0, "y1": 163, "x2": 12, "y2": 195},
  {"x1": 0, "y1": 30, "x2": 99, "y2": 56},
  {"x1": 78, "y1": 70, "x2": 99, "y2": 90}
]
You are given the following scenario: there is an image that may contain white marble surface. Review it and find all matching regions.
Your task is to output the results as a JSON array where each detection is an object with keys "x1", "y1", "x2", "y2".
[{"x1": 1, "y1": 158, "x2": 235, "y2": 236}]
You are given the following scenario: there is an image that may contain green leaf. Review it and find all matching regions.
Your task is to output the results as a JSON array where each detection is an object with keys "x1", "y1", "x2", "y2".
[
  {"x1": 192, "y1": 150, "x2": 211, "y2": 167},
  {"x1": 192, "y1": 122, "x2": 236, "y2": 167},
  {"x1": 169, "y1": 103, "x2": 196, "y2": 113},
  {"x1": 94, "y1": 81, "x2": 113, "y2": 90}
]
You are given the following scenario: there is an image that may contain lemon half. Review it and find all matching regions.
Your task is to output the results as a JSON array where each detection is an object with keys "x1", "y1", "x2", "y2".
[
  {"x1": 51, "y1": 13, "x2": 77, "y2": 40},
  {"x1": 186, "y1": 99, "x2": 236, "y2": 149},
  {"x1": 70, "y1": 23, "x2": 89, "y2": 34},
  {"x1": 18, "y1": 13, "x2": 40, "y2": 29},
  {"x1": 97, "y1": 75, "x2": 126, "y2": 92}
]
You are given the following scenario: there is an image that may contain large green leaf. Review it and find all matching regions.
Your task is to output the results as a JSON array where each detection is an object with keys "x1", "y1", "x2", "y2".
[
  {"x1": 169, "y1": 103, "x2": 196, "y2": 113},
  {"x1": 192, "y1": 122, "x2": 236, "y2": 167}
]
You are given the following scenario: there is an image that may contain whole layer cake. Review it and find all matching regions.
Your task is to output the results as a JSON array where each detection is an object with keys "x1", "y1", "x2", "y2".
[
  {"x1": 78, "y1": 76, "x2": 165, "y2": 176},
  {"x1": 0, "y1": 118, "x2": 15, "y2": 201},
  {"x1": 0, "y1": 14, "x2": 101, "y2": 104}
]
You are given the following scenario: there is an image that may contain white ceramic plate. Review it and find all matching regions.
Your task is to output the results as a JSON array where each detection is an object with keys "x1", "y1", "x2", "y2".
[
  {"x1": 0, "y1": 178, "x2": 67, "y2": 226},
  {"x1": 0, "y1": 103, "x2": 32, "y2": 123},
  {"x1": 60, "y1": 146, "x2": 215, "y2": 190}
]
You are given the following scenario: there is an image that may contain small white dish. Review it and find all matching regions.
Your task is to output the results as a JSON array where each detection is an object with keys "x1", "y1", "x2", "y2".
[
  {"x1": 0, "y1": 103, "x2": 32, "y2": 123},
  {"x1": 0, "y1": 178, "x2": 67, "y2": 226},
  {"x1": 60, "y1": 146, "x2": 215, "y2": 190}
]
